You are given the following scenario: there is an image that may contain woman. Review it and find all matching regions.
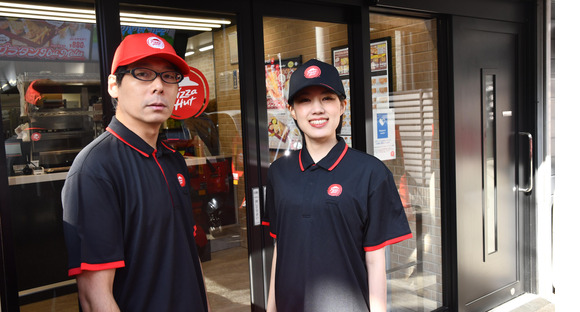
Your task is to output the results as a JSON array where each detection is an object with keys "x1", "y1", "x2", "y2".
[{"x1": 264, "y1": 59, "x2": 413, "y2": 312}]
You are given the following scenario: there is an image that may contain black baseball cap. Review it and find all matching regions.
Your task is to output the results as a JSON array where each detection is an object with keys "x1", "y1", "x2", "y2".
[{"x1": 287, "y1": 59, "x2": 346, "y2": 104}]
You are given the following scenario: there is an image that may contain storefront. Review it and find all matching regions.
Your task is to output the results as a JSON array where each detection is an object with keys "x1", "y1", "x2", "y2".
[{"x1": 1, "y1": 0, "x2": 551, "y2": 311}]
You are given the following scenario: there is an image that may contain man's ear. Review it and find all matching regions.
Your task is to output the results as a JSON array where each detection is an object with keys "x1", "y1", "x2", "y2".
[{"x1": 108, "y1": 74, "x2": 119, "y2": 99}]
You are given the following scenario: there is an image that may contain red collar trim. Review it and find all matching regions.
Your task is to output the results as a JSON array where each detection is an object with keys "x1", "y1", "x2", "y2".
[
  {"x1": 328, "y1": 143, "x2": 348, "y2": 171},
  {"x1": 106, "y1": 127, "x2": 150, "y2": 157},
  {"x1": 299, "y1": 142, "x2": 348, "y2": 172}
]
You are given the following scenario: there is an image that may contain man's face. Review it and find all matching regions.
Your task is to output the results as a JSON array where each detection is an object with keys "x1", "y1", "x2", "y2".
[{"x1": 108, "y1": 56, "x2": 179, "y2": 132}]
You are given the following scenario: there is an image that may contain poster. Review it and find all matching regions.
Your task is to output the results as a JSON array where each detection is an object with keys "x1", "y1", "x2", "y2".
[
  {"x1": 0, "y1": 17, "x2": 95, "y2": 61},
  {"x1": 370, "y1": 40, "x2": 389, "y2": 72},
  {"x1": 333, "y1": 47, "x2": 349, "y2": 76},
  {"x1": 265, "y1": 56, "x2": 301, "y2": 109},
  {"x1": 372, "y1": 108, "x2": 396, "y2": 161},
  {"x1": 371, "y1": 74, "x2": 389, "y2": 108},
  {"x1": 265, "y1": 56, "x2": 302, "y2": 151},
  {"x1": 341, "y1": 79, "x2": 352, "y2": 136},
  {"x1": 121, "y1": 26, "x2": 176, "y2": 44},
  {"x1": 267, "y1": 109, "x2": 301, "y2": 150}
]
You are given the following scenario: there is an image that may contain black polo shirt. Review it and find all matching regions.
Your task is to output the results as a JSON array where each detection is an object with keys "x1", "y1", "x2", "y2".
[
  {"x1": 62, "y1": 117, "x2": 207, "y2": 312},
  {"x1": 264, "y1": 136, "x2": 412, "y2": 312}
]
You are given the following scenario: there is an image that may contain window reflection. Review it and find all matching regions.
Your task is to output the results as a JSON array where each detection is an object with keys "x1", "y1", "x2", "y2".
[{"x1": 370, "y1": 14, "x2": 442, "y2": 310}]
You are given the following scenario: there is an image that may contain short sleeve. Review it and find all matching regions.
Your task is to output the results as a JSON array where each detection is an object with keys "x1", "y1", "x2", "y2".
[
  {"x1": 363, "y1": 169, "x2": 412, "y2": 251},
  {"x1": 62, "y1": 169, "x2": 125, "y2": 276}
]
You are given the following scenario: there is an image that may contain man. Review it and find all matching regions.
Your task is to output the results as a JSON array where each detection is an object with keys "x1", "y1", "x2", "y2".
[
  {"x1": 62, "y1": 33, "x2": 208, "y2": 311},
  {"x1": 263, "y1": 59, "x2": 412, "y2": 312}
]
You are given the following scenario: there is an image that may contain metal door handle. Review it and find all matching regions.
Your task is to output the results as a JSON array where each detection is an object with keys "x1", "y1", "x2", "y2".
[{"x1": 518, "y1": 132, "x2": 533, "y2": 193}]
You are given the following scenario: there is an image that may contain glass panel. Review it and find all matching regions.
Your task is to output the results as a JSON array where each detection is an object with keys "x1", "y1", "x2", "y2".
[
  {"x1": 483, "y1": 73, "x2": 497, "y2": 256},
  {"x1": 1, "y1": 5, "x2": 250, "y2": 311},
  {"x1": 263, "y1": 17, "x2": 350, "y2": 163},
  {"x1": 369, "y1": 14, "x2": 442, "y2": 310},
  {"x1": 171, "y1": 15, "x2": 251, "y2": 310},
  {"x1": 0, "y1": 4, "x2": 100, "y2": 310}
]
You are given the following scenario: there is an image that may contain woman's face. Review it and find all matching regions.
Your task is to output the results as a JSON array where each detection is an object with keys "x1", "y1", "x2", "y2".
[{"x1": 289, "y1": 85, "x2": 346, "y2": 146}]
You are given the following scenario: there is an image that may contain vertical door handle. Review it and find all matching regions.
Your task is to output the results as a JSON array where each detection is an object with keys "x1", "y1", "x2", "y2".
[{"x1": 518, "y1": 132, "x2": 533, "y2": 193}]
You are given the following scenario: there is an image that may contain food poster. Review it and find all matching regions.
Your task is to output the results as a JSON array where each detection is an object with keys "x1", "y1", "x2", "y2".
[
  {"x1": 372, "y1": 108, "x2": 396, "y2": 161},
  {"x1": 333, "y1": 47, "x2": 349, "y2": 76},
  {"x1": 265, "y1": 56, "x2": 302, "y2": 151},
  {"x1": 340, "y1": 79, "x2": 352, "y2": 137},
  {"x1": 121, "y1": 26, "x2": 176, "y2": 45},
  {"x1": 0, "y1": 17, "x2": 95, "y2": 61},
  {"x1": 371, "y1": 74, "x2": 389, "y2": 108},
  {"x1": 370, "y1": 40, "x2": 389, "y2": 72},
  {"x1": 268, "y1": 109, "x2": 301, "y2": 151}
]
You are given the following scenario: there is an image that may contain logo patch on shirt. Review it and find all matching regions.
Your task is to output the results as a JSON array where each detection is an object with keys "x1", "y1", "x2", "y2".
[
  {"x1": 177, "y1": 173, "x2": 186, "y2": 187},
  {"x1": 327, "y1": 184, "x2": 342, "y2": 197}
]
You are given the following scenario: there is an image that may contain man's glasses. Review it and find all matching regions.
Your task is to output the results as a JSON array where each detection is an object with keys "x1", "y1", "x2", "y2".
[{"x1": 119, "y1": 68, "x2": 184, "y2": 84}]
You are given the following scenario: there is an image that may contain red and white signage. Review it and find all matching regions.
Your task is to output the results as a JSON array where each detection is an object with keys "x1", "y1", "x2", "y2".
[{"x1": 172, "y1": 66, "x2": 209, "y2": 120}]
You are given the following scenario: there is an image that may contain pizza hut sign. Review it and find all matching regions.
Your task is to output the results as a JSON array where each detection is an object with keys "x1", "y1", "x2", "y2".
[{"x1": 172, "y1": 66, "x2": 210, "y2": 120}]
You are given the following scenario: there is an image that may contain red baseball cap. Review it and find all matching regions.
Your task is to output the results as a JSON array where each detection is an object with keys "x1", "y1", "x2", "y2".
[{"x1": 111, "y1": 33, "x2": 190, "y2": 75}]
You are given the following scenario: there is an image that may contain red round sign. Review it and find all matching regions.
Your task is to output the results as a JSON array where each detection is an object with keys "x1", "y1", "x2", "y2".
[{"x1": 172, "y1": 66, "x2": 209, "y2": 120}]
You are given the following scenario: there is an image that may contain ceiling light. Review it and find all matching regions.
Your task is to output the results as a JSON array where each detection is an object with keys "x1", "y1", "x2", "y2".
[
  {"x1": 0, "y1": 2, "x2": 231, "y2": 31},
  {"x1": 185, "y1": 51, "x2": 195, "y2": 57}
]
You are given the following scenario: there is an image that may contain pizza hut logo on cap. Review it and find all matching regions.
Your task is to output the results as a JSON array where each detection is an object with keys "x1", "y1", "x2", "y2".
[
  {"x1": 177, "y1": 173, "x2": 186, "y2": 187},
  {"x1": 304, "y1": 65, "x2": 322, "y2": 79},
  {"x1": 327, "y1": 184, "x2": 342, "y2": 197},
  {"x1": 147, "y1": 36, "x2": 165, "y2": 50}
]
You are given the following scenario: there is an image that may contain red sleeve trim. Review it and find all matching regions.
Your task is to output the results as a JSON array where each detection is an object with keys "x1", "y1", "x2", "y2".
[
  {"x1": 261, "y1": 221, "x2": 270, "y2": 226},
  {"x1": 269, "y1": 232, "x2": 277, "y2": 239},
  {"x1": 68, "y1": 261, "x2": 126, "y2": 277},
  {"x1": 364, "y1": 233, "x2": 413, "y2": 252}
]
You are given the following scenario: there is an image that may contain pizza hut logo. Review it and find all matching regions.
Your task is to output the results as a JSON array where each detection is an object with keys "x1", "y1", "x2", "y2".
[
  {"x1": 177, "y1": 173, "x2": 186, "y2": 187},
  {"x1": 327, "y1": 184, "x2": 342, "y2": 197},
  {"x1": 147, "y1": 37, "x2": 165, "y2": 50},
  {"x1": 304, "y1": 65, "x2": 321, "y2": 79},
  {"x1": 31, "y1": 132, "x2": 41, "y2": 141}
]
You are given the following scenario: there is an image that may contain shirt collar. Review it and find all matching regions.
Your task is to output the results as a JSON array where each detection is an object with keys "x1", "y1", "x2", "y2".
[
  {"x1": 299, "y1": 136, "x2": 348, "y2": 171},
  {"x1": 106, "y1": 116, "x2": 175, "y2": 158}
]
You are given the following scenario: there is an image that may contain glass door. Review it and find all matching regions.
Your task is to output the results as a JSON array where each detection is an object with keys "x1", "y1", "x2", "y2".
[
  {"x1": 258, "y1": 10, "x2": 443, "y2": 312},
  {"x1": 1, "y1": 3, "x2": 251, "y2": 311}
]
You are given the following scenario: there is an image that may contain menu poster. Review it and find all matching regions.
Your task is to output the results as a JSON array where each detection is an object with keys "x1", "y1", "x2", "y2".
[
  {"x1": 265, "y1": 56, "x2": 301, "y2": 110},
  {"x1": 265, "y1": 56, "x2": 302, "y2": 151},
  {"x1": 370, "y1": 40, "x2": 389, "y2": 72},
  {"x1": 333, "y1": 47, "x2": 349, "y2": 76},
  {"x1": 340, "y1": 79, "x2": 352, "y2": 136},
  {"x1": 121, "y1": 26, "x2": 176, "y2": 45},
  {"x1": 0, "y1": 17, "x2": 95, "y2": 61}
]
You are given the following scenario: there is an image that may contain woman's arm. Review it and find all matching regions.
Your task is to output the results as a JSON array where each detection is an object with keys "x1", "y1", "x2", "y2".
[
  {"x1": 366, "y1": 247, "x2": 387, "y2": 312},
  {"x1": 266, "y1": 244, "x2": 278, "y2": 312},
  {"x1": 76, "y1": 269, "x2": 120, "y2": 312}
]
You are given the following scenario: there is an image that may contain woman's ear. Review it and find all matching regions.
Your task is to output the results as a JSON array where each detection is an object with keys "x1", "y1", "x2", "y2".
[
  {"x1": 108, "y1": 74, "x2": 118, "y2": 99},
  {"x1": 287, "y1": 104, "x2": 297, "y2": 120},
  {"x1": 340, "y1": 99, "x2": 347, "y2": 115}
]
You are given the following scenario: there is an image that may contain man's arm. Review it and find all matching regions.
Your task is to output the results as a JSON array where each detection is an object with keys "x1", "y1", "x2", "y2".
[
  {"x1": 366, "y1": 247, "x2": 387, "y2": 312},
  {"x1": 76, "y1": 269, "x2": 120, "y2": 312},
  {"x1": 266, "y1": 243, "x2": 277, "y2": 312}
]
